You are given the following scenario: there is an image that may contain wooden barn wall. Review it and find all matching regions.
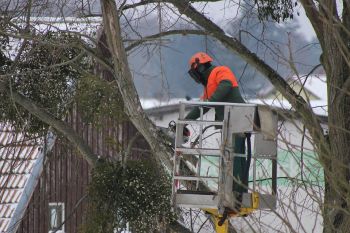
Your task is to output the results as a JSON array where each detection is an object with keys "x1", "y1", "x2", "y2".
[{"x1": 16, "y1": 106, "x2": 151, "y2": 233}]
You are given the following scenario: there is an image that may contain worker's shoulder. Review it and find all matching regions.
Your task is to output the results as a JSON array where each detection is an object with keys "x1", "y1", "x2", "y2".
[{"x1": 211, "y1": 66, "x2": 234, "y2": 76}]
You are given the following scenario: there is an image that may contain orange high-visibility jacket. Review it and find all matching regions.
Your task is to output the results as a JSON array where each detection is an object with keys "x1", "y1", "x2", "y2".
[{"x1": 201, "y1": 66, "x2": 238, "y2": 100}]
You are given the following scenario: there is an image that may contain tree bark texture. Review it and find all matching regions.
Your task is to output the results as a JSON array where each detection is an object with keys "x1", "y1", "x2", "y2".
[
  {"x1": 322, "y1": 33, "x2": 350, "y2": 233},
  {"x1": 100, "y1": 1, "x2": 236, "y2": 232},
  {"x1": 100, "y1": 0, "x2": 173, "y2": 171},
  {"x1": 315, "y1": 1, "x2": 350, "y2": 232}
]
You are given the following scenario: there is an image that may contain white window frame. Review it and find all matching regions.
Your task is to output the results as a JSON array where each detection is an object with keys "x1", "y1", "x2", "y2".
[{"x1": 48, "y1": 202, "x2": 65, "y2": 233}]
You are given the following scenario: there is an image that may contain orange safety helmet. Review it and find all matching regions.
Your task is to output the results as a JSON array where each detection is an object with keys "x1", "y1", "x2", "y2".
[{"x1": 188, "y1": 52, "x2": 213, "y2": 69}]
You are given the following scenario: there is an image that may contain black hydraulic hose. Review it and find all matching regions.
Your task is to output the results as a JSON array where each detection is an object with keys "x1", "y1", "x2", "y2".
[
  {"x1": 218, "y1": 210, "x2": 228, "y2": 226},
  {"x1": 243, "y1": 133, "x2": 252, "y2": 187}
]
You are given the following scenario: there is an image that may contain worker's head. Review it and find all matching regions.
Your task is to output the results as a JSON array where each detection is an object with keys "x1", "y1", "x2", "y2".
[{"x1": 188, "y1": 52, "x2": 213, "y2": 86}]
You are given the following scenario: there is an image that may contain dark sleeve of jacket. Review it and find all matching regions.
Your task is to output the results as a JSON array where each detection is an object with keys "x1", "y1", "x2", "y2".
[{"x1": 185, "y1": 80, "x2": 233, "y2": 120}]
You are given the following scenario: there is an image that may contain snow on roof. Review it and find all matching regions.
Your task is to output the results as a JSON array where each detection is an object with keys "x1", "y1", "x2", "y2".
[
  {"x1": 6, "y1": 17, "x2": 102, "y2": 60},
  {"x1": 248, "y1": 98, "x2": 327, "y2": 117},
  {"x1": 142, "y1": 74, "x2": 328, "y2": 117},
  {"x1": 258, "y1": 74, "x2": 328, "y2": 116},
  {"x1": 141, "y1": 98, "x2": 189, "y2": 110},
  {"x1": 296, "y1": 74, "x2": 327, "y2": 101},
  {"x1": 143, "y1": 98, "x2": 327, "y2": 117},
  {"x1": 143, "y1": 81, "x2": 328, "y2": 118},
  {"x1": 0, "y1": 124, "x2": 55, "y2": 233},
  {"x1": 258, "y1": 74, "x2": 327, "y2": 102}
]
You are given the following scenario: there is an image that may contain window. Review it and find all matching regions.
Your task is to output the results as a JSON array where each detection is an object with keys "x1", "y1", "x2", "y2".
[{"x1": 48, "y1": 202, "x2": 65, "y2": 233}]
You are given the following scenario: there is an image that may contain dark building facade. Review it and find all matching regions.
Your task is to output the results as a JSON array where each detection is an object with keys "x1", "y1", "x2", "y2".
[{"x1": 14, "y1": 107, "x2": 150, "y2": 233}]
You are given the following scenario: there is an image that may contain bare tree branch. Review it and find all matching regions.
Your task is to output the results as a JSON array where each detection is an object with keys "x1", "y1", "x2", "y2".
[
  {"x1": 0, "y1": 80, "x2": 98, "y2": 167},
  {"x1": 299, "y1": 0, "x2": 324, "y2": 45},
  {"x1": 170, "y1": 0, "x2": 328, "y2": 157},
  {"x1": 120, "y1": 0, "x2": 221, "y2": 11},
  {"x1": 125, "y1": 29, "x2": 207, "y2": 51}
]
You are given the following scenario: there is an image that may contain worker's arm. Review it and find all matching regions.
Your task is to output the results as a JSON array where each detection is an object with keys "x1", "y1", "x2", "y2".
[
  {"x1": 185, "y1": 80, "x2": 232, "y2": 120},
  {"x1": 185, "y1": 106, "x2": 210, "y2": 120},
  {"x1": 208, "y1": 80, "x2": 232, "y2": 102}
]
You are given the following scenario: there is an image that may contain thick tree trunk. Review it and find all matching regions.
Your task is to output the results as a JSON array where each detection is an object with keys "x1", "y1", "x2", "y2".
[
  {"x1": 100, "y1": 0, "x2": 173, "y2": 171},
  {"x1": 322, "y1": 48, "x2": 350, "y2": 233},
  {"x1": 322, "y1": 45, "x2": 350, "y2": 232},
  {"x1": 100, "y1": 1, "x2": 206, "y2": 232},
  {"x1": 100, "y1": 1, "x2": 238, "y2": 232},
  {"x1": 320, "y1": 1, "x2": 350, "y2": 232}
]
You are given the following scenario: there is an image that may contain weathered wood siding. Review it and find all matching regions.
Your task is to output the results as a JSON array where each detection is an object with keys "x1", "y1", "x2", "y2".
[{"x1": 16, "y1": 107, "x2": 150, "y2": 233}]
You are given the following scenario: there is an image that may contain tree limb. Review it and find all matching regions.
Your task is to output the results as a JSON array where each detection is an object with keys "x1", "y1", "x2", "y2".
[
  {"x1": 120, "y1": 0, "x2": 221, "y2": 11},
  {"x1": 0, "y1": 80, "x2": 98, "y2": 167},
  {"x1": 123, "y1": 131, "x2": 141, "y2": 167},
  {"x1": 125, "y1": 29, "x2": 208, "y2": 52},
  {"x1": 170, "y1": 0, "x2": 328, "y2": 156},
  {"x1": 299, "y1": 0, "x2": 324, "y2": 45},
  {"x1": 100, "y1": 0, "x2": 173, "y2": 171}
]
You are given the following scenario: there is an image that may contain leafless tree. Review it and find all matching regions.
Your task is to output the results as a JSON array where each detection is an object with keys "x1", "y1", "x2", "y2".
[{"x1": 1, "y1": 0, "x2": 349, "y2": 232}]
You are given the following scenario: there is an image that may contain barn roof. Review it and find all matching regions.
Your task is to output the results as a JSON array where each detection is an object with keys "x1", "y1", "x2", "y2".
[{"x1": 0, "y1": 124, "x2": 55, "y2": 233}]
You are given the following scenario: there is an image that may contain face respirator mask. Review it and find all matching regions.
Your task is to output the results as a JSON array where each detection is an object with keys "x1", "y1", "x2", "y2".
[
  {"x1": 188, "y1": 59, "x2": 207, "y2": 85},
  {"x1": 188, "y1": 69, "x2": 202, "y2": 84}
]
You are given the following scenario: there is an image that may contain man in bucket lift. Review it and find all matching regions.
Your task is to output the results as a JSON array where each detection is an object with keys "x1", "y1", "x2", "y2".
[{"x1": 185, "y1": 52, "x2": 248, "y2": 205}]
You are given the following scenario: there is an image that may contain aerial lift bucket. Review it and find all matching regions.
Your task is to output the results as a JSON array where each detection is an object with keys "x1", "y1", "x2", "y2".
[{"x1": 172, "y1": 101, "x2": 278, "y2": 232}]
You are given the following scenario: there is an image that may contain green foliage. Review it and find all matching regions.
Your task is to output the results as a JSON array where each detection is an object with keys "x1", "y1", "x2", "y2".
[
  {"x1": 81, "y1": 160, "x2": 176, "y2": 233},
  {"x1": 0, "y1": 32, "x2": 89, "y2": 134},
  {"x1": 75, "y1": 75, "x2": 126, "y2": 125},
  {"x1": 254, "y1": 0, "x2": 298, "y2": 22}
]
